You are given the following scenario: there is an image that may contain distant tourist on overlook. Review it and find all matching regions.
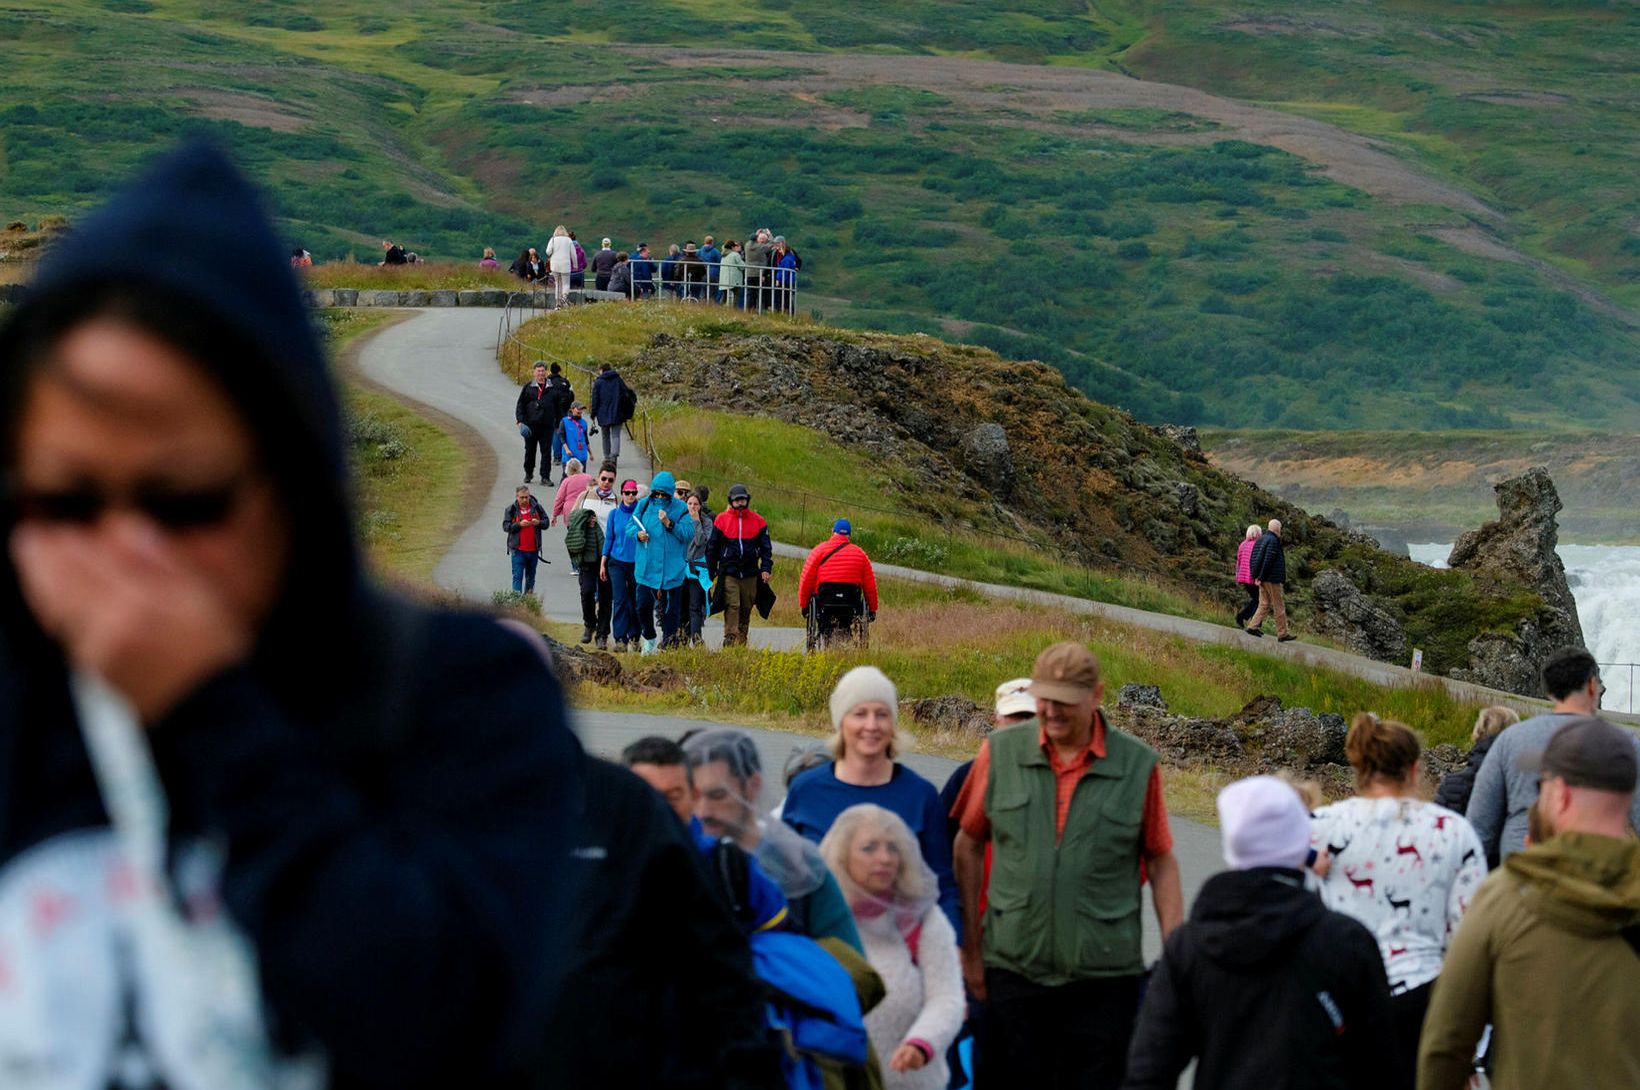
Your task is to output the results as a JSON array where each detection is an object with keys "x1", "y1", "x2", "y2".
[
  {"x1": 545, "y1": 225, "x2": 576, "y2": 306},
  {"x1": 719, "y1": 239, "x2": 746, "y2": 309},
  {"x1": 379, "y1": 238, "x2": 407, "y2": 265},
  {"x1": 606, "y1": 250, "x2": 632, "y2": 297},
  {"x1": 568, "y1": 229, "x2": 587, "y2": 290},
  {"x1": 629, "y1": 242, "x2": 657, "y2": 297},
  {"x1": 510, "y1": 246, "x2": 546, "y2": 283},
  {"x1": 590, "y1": 237, "x2": 618, "y2": 291},
  {"x1": 699, "y1": 234, "x2": 722, "y2": 301},
  {"x1": 478, "y1": 246, "x2": 499, "y2": 269}
]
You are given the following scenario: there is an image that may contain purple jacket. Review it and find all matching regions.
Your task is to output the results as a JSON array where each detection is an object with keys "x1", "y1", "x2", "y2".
[{"x1": 1235, "y1": 539, "x2": 1256, "y2": 585}]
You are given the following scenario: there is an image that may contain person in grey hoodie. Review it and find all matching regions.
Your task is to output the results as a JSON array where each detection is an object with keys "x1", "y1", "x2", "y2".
[{"x1": 1465, "y1": 646, "x2": 1640, "y2": 864}]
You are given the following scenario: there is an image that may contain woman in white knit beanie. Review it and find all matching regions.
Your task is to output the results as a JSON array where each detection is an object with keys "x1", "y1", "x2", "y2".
[
  {"x1": 780, "y1": 666, "x2": 963, "y2": 940},
  {"x1": 820, "y1": 804, "x2": 964, "y2": 1090}
]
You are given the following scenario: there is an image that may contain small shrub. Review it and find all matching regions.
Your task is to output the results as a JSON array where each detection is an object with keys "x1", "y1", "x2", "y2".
[
  {"x1": 878, "y1": 536, "x2": 950, "y2": 568},
  {"x1": 492, "y1": 590, "x2": 542, "y2": 615}
]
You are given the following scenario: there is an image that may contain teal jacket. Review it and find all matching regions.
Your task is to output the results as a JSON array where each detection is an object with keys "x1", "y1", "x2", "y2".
[{"x1": 627, "y1": 472, "x2": 695, "y2": 589}]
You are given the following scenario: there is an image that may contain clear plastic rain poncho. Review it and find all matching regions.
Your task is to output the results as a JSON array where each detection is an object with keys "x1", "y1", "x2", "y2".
[
  {"x1": 817, "y1": 803, "x2": 939, "y2": 944},
  {"x1": 682, "y1": 728, "x2": 828, "y2": 899}
]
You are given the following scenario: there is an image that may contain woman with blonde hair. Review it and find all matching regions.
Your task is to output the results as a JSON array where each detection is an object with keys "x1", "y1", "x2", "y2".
[
  {"x1": 820, "y1": 804, "x2": 963, "y2": 1089},
  {"x1": 1433, "y1": 705, "x2": 1520, "y2": 837},
  {"x1": 1310, "y1": 713, "x2": 1486, "y2": 1089},
  {"x1": 1233, "y1": 523, "x2": 1261, "y2": 627},
  {"x1": 782, "y1": 666, "x2": 961, "y2": 934},
  {"x1": 544, "y1": 224, "x2": 576, "y2": 305}
]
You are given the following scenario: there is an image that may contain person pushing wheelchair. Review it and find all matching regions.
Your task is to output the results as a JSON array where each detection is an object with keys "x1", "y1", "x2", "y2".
[{"x1": 797, "y1": 519, "x2": 878, "y2": 652}]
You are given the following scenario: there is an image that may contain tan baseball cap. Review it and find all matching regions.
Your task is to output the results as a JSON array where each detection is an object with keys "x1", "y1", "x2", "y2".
[
  {"x1": 1028, "y1": 642, "x2": 1101, "y2": 704},
  {"x1": 994, "y1": 678, "x2": 1036, "y2": 718}
]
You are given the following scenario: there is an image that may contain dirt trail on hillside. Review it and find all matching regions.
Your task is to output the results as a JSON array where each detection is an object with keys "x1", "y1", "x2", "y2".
[
  {"x1": 622, "y1": 47, "x2": 1640, "y2": 329},
  {"x1": 627, "y1": 47, "x2": 1497, "y2": 216}
]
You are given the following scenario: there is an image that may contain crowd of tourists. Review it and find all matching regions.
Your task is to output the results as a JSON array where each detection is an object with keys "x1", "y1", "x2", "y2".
[
  {"x1": 509, "y1": 357, "x2": 879, "y2": 653},
  {"x1": 499, "y1": 228, "x2": 803, "y2": 311},
  {"x1": 4, "y1": 143, "x2": 1636, "y2": 1090}
]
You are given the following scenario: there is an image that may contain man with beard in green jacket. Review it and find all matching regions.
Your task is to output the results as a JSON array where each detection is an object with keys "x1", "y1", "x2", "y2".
[{"x1": 1417, "y1": 716, "x2": 1640, "y2": 1090}]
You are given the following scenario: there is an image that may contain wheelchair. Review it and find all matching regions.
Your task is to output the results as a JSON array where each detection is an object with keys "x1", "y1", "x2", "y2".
[{"x1": 804, "y1": 582, "x2": 870, "y2": 653}]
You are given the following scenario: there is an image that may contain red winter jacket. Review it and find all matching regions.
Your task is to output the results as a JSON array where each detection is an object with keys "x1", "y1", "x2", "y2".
[{"x1": 797, "y1": 534, "x2": 878, "y2": 612}]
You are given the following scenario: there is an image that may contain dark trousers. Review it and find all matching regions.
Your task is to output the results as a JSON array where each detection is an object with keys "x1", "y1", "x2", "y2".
[
  {"x1": 579, "y1": 564, "x2": 612, "y2": 636},
  {"x1": 686, "y1": 579, "x2": 707, "y2": 641},
  {"x1": 607, "y1": 558, "x2": 637, "y2": 642},
  {"x1": 522, "y1": 431, "x2": 550, "y2": 481},
  {"x1": 979, "y1": 969, "x2": 1141, "y2": 1090},
  {"x1": 636, "y1": 584, "x2": 683, "y2": 646},
  {"x1": 1235, "y1": 581, "x2": 1260, "y2": 625},
  {"x1": 1389, "y1": 980, "x2": 1433, "y2": 1090},
  {"x1": 595, "y1": 272, "x2": 610, "y2": 291}
]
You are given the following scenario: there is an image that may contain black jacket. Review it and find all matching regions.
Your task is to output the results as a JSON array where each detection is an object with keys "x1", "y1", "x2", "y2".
[
  {"x1": 1434, "y1": 734, "x2": 1497, "y2": 863},
  {"x1": 0, "y1": 143, "x2": 585, "y2": 1089},
  {"x1": 548, "y1": 761, "x2": 780, "y2": 1090},
  {"x1": 1248, "y1": 530, "x2": 1287, "y2": 585},
  {"x1": 1123, "y1": 868, "x2": 1395, "y2": 1090},
  {"x1": 515, "y1": 378, "x2": 557, "y2": 429},
  {"x1": 590, "y1": 247, "x2": 619, "y2": 275}
]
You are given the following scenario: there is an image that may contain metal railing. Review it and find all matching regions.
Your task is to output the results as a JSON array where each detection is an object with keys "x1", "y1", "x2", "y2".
[
  {"x1": 1599, "y1": 662, "x2": 1637, "y2": 714},
  {"x1": 599, "y1": 260, "x2": 799, "y2": 314}
]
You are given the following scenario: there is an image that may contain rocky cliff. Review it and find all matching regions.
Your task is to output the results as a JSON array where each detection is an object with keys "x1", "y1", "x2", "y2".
[
  {"x1": 621, "y1": 326, "x2": 1560, "y2": 693},
  {"x1": 1444, "y1": 468, "x2": 1585, "y2": 696}
]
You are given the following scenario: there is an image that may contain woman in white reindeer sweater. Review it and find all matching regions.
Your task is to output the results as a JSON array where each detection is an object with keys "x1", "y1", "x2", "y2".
[
  {"x1": 820, "y1": 804, "x2": 964, "y2": 1090},
  {"x1": 1310, "y1": 712, "x2": 1486, "y2": 1090}
]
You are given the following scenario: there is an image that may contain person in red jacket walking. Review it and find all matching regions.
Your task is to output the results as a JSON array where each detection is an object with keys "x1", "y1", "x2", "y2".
[{"x1": 798, "y1": 519, "x2": 878, "y2": 650}]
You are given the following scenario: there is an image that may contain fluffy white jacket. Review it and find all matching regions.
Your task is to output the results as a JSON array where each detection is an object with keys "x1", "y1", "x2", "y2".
[{"x1": 857, "y1": 906, "x2": 964, "y2": 1090}]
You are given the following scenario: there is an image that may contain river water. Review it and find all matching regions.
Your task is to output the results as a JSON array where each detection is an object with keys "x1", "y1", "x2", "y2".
[{"x1": 1408, "y1": 543, "x2": 1640, "y2": 714}]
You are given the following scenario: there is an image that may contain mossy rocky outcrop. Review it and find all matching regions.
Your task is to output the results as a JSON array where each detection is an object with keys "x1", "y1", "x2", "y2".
[{"x1": 626, "y1": 327, "x2": 1567, "y2": 693}]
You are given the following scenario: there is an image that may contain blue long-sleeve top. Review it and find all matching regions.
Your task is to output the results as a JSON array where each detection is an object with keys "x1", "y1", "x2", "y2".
[
  {"x1": 781, "y1": 762, "x2": 962, "y2": 940},
  {"x1": 603, "y1": 501, "x2": 638, "y2": 563}
]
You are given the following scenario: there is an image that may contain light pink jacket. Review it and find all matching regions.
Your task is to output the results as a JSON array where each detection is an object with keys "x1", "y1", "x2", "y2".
[
  {"x1": 552, "y1": 473, "x2": 592, "y2": 521},
  {"x1": 1235, "y1": 539, "x2": 1256, "y2": 585}
]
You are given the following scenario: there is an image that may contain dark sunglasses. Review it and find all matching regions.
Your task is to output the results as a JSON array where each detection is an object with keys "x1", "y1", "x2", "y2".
[
  {"x1": 598, "y1": 476, "x2": 616, "y2": 483},
  {"x1": 6, "y1": 477, "x2": 250, "y2": 530},
  {"x1": 621, "y1": 488, "x2": 638, "y2": 495},
  {"x1": 674, "y1": 489, "x2": 690, "y2": 496}
]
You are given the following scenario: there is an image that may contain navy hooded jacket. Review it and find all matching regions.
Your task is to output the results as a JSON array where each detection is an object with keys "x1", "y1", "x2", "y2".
[{"x1": 0, "y1": 143, "x2": 585, "y2": 1088}]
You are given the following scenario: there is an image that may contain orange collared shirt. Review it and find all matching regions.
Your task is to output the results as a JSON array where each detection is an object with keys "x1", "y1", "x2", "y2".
[{"x1": 953, "y1": 711, "x2": 1174, "y2": 859}]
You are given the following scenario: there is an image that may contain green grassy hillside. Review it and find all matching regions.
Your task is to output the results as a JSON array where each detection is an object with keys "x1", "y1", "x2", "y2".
[{"x1": 3, "y1": 1, "x2": 1636, "y2": 430}]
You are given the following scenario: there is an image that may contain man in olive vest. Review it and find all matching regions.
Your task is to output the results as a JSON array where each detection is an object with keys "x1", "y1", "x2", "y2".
[{"x1": 952, "y1": 641, "x2": 1184, "y2": 1089}]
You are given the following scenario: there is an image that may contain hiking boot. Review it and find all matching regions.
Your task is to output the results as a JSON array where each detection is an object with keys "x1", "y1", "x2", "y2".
[
  {"x1": 1244, "y1": 627, "x2": 1263, "y2": 637},
  {"x1": 1278, "y1": 634, "x2": 1296, "y2": 642},
  {"x1": 612, "y1": 639, "x2": 628, "y2": 653},
  {"x1": 595, "y1": 635, "x2": 608, "y2": 650},
  {"x1": 640, "y1": 637, "x2": 657, "y2": 655},
  {"x1": 580, "y1": 626, "x2": 593, "y2": 644}
]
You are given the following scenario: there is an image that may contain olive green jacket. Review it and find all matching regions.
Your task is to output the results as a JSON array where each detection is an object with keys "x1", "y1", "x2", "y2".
[
  {"x1": 982, "y1": 720, "x2": 1157, "y2": 985},
  {"x1": 1417, "y1": 831, "x2": 1640, "y2": 1089}
]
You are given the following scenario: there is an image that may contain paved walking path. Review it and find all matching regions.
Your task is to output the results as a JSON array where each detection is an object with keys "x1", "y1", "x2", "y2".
[
  {"x1": 356, "y1": 307, "x2": 1634, "y2": 726},
  {"x1": 356, "y1": 308, "x2": 805, "y2": 650}
]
